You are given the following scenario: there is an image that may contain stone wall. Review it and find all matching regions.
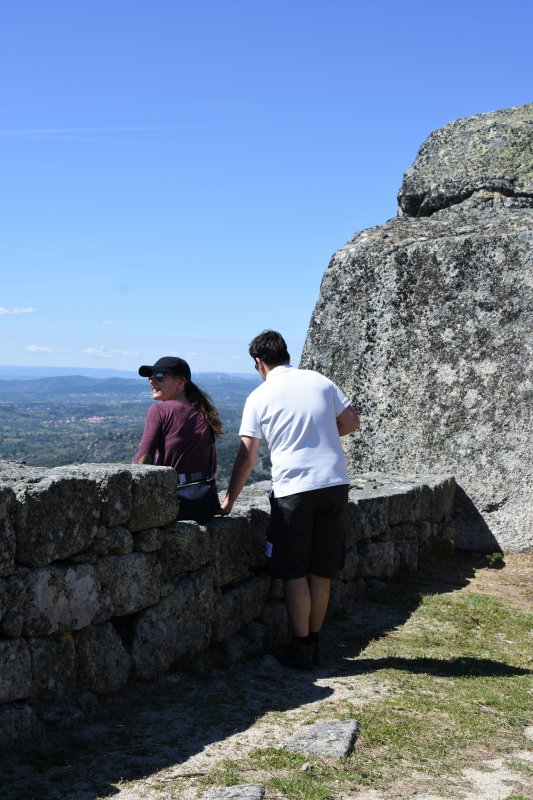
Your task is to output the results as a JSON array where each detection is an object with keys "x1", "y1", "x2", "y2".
[
  {"x1": 302, "y1": 103, "x2": 533, "y2": 553},
  {"x1": 0, "y1": 461, "x2": 455, "y2": 745}
]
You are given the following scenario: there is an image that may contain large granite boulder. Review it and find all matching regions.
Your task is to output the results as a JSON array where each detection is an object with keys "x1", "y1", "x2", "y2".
[{"x1": 302, "y1": 104, "x2": 533, "y2": 553}]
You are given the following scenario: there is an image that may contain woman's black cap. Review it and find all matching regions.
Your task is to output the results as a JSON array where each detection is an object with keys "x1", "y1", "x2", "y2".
[{"x1": 138, "y1": 356, "x2": 191, "y2": 381}]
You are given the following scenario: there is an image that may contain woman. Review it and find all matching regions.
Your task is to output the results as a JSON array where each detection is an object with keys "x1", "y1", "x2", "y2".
[{"x1": 133, "y1": 355, "x2": 223, "y2": 523}]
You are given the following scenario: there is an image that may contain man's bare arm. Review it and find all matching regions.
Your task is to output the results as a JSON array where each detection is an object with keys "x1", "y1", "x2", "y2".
[
  {"x1": 219, "y1": 436, "x2": 261, "y2": 515},
  {"x1": 336, "y1": 406, "x2": 360, "y2": 436}
]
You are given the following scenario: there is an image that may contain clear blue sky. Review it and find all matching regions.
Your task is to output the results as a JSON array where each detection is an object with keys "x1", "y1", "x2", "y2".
[{"x1": 1, "y1": 0, "x2": 531, "y2": 376}]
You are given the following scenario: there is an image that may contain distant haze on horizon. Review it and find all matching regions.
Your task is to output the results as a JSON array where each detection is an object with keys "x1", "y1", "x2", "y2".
[{"x1": 0, "y1": 364, "x2": 261, "y2": 381}]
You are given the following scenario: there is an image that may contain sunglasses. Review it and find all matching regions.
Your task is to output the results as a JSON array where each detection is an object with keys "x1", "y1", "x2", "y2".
[{"x1": 149, "y1": 372, "x2": 169, "y2": 382}]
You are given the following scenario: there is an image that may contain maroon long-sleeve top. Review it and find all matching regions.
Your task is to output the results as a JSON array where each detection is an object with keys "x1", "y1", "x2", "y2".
[{"x1": 133, "y1": 400, "x2": 216, "y2": 475}]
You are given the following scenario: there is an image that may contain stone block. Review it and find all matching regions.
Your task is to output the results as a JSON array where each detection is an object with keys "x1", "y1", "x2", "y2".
[
  {"x1": 0, "y1": 574, "x2": 24, "y2": 638},
  {"x1": 259, "y1": 600, "x2": 289, "y2": 647},
  {"x1": 390, "y1": 523, "x2": 417, "y2": 540},
  {"x1": 394, "y1": 539, "x2": 419, "y2": 573},
  {"x1": 0, "y1": 485, "x2": 16, "y2": 577},
  {"x1": 431, "y1": 477, "x2": 456, "y2": 522},
  {"x1": 95, "y1": 553, "x2": 161, "y2": 616},
  {"x1": 238, "y1": 506, "x2": 270, "y2": 537},
  {"x1": 14, "y1": 474, "x2": 100, "y2": 567},
  {"x1": 27, "y1": 634, "x2": 77, "y2": 702},
  {"x1": 267, "y1": 578, "x2": 284, "y2": 600},
  {"x1": 0, "y1": 461, "x2": 48, "y2": 483},
  {"x1": 212, "y1": 586, "x2": 242, "y2": 641},
  {"x1": 128, "y1": 466, "x2": 178, "y2": 531},
  {"x1": 437, "y1": 521, "x2": 455, "y2": 541},
  {"x1": 75, "y1": 622, "x2": 132, "y2": 693},
  {"x1": 240, "y1": 574, "x2": 271, "y2": 624},
  {"x1": 0, "y1": 639, "x2": 31, "y2": 702},
  {"x1": 355, "y1": 494, "x2": 388, "y2": 538},
  {"x1": 329, "y1": 579, "x2": 360, "y2": 615},
  {"x1": 41, "y1": 704, "x2": 85, "y2": 730},
  {"x1": 345, "y1": 500, "x2": 363, "y2": 547},
  {"x1": 133, "y1": 527, "x2": 165, "y2": 553},
  {"x1": 337, "y1": 547, "x2": 359, "y2": 582},
  {"x1": 213, "y1": 574, "x2": 271, "y2": 642},
  {"x1": 131, "y1": 567, "x2": 215, "y2": 678},
  {"x1": 17, "y1": 565, "x2": 101, "y2": 635},
  {"x1": 51, "y1": 464, "x2": 134, "y2": 526},
  {"x1": 357, "y1": 538, "x2": 396, "y2": 578},
  {"x1": 386, "y1": 483, "x2": 418, "y2": 525},
  {"x1": 0, "y1": 578, "x2": 7, "y2": 621},
  {"x1": 158, "y1": 522, "x2": 211, "y2": 582},
  {"x1": 221, "y1": 621, "x2": 271, "y2": 664},
  {"x1": 417, "y1": 520, "x2": 433, "y2": 543},
  {"x1": 413, "y1": 483, "x2": 434, "y2": 522},
  {"x1": 86, "y1": 525, "x2": 133, "y2": 556},
  {"x1": 209, "y1": 516, "x2": 266, "y2": 587},
  {"x1": 0, "y1": 704, "x2": 41, "y2": 746}
]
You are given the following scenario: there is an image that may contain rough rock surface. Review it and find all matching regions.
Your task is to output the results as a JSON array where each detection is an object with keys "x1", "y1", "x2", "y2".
[
  {"x1": 398, "y1": 103, "x2": 533, "y2": 216},
  {"x1": 285, "y1": 718, "x2": 360, "y2": 757},
  {"x1": 204, "y1": 787, "x2": 265, "y2": 800},
  {"x1": 302, "y1": 104, "x2": 533, "y2": 553}
]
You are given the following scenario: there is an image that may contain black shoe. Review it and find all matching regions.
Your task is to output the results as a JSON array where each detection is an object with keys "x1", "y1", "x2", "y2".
[
  {"x1": 274, "y1": 638, "x2": 313, "y2": 671},
  {"x1": 309, "y1": 632, "x2": 321, "y2": 666}
]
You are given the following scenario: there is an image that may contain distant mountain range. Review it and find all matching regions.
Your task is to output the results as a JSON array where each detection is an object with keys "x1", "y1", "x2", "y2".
[
  {"x1": 0, "y1": 364, "x2": 255, "y2": 380},
  {"x1": 0, "y1": 365, "x2": 139, "y2": 380},
  {"x1": 0, "y1": 370, "x2": 259, "y2": 402}
]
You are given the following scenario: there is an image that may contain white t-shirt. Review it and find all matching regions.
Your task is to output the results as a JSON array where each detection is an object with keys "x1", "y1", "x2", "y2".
[{"x1": 239, "y1": 365, "x2": 351, "y2": 497}]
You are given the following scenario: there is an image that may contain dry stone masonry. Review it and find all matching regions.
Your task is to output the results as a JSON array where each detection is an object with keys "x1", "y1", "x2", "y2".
[
  {"x1": 302, "y1": 103, "x2": 533, "y2": 553},
  {"x1": 0, "y1": 461, "x2": 455, "y2": 745}
]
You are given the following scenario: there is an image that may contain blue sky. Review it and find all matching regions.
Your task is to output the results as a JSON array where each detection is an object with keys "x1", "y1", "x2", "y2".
[{"x1": 1, "y1": 1, "x2": 531, "y2": 376}]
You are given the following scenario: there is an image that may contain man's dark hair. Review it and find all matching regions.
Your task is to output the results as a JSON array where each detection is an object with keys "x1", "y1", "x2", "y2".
[{"x1": 249, "y1": 330, "x2": 290, "y2": 367}]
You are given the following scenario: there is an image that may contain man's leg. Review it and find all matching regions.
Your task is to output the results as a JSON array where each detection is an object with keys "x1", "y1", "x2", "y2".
[
  {"x1": 307, "y1": 573, "x2": 330, "y2": 666},
  {"x1": 283, "y1": 574, "x2": 330, "y2": 635},
  {"x1": 276, "y1": 577, "x2": 314, "y2": 669},
  {"x1": 308, "y1": 573, "x2": 330, "y2": 634},
  {"x1": 281, "y1": 574, "x2": 329, "y2": 669},
  {"x1": 283, "y1": 577, "x2": 311, "y2": 637}
]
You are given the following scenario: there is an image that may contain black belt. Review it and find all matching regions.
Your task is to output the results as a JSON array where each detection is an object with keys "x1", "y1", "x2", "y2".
[{"x1": 177, "y1": 471, "x2": 212, "y2": 485}]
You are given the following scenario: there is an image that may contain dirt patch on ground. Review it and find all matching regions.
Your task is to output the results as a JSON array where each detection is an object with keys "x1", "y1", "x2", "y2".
[
  {"x1": 3, "y1": 552, "x2": 532, "y2": 800},
  {"x1": 459, "y1": 553, "x2": 533, "y2": 613},
  {"x1": 407, "y1": 552, "x2": 533, "y2": 614}
]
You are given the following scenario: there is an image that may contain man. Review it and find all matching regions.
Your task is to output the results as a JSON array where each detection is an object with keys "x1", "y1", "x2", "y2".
[{"x1": 220, "y1": 330, "x2": 360, "y2": 669}]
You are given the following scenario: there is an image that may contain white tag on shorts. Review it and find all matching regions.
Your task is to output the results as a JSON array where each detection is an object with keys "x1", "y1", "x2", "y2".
[{"x1": 265, "y1": 540, "x2": 273, "y2": 558}]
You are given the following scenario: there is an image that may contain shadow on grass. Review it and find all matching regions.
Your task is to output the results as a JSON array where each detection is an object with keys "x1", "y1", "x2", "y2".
[
  {"x1": 320, "y1": 550, "x2": 526, "y2": 681},
  {"x1": 344, "y1": 655, "x2": 532, "y2": 678}
]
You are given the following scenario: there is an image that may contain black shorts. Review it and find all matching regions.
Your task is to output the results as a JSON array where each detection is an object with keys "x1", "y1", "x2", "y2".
[{"x1": 266, "y1": 484, "x2": 348, "y2": 580}]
